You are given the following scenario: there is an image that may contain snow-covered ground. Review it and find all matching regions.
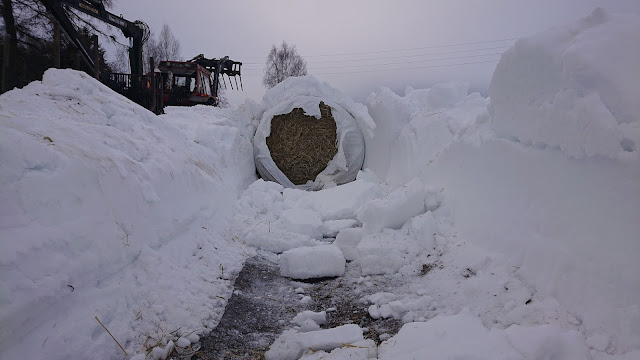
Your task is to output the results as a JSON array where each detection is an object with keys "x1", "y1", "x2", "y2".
[{"x1": 1, "y1": 7, "x2": 638, "y2": 360}]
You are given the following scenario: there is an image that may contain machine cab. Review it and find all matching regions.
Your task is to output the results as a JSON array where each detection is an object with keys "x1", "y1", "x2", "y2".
[{"x1": 157, "y1": 61, "x2": 217, "y2": 106}]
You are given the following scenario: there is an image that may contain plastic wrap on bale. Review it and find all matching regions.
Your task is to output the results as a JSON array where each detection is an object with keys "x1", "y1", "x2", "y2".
[{"x1": 254, "y1": 76, "x2": 375, "y2": 190}]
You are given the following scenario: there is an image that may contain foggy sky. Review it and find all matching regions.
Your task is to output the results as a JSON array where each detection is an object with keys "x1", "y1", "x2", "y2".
[{"x1": 109, "y1": 0, "x2": 640, "y2": 105}]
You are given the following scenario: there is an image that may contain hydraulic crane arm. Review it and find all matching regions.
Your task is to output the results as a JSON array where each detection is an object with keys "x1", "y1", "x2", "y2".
[{"x1": 40, "y1": 0, "x2": 147, "y2": 75}]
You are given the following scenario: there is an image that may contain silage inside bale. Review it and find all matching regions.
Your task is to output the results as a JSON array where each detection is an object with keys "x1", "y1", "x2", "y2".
[{"x1": 266, "y1": 101, "x2": 338, "y2": 185}]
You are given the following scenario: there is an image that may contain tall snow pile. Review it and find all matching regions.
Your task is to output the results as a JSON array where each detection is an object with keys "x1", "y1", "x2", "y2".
[
  {"x1": 364, "y1": 8, "x2": 640, "y2": 356},
  {"x1": 254, "y1": 76, "x2": 375, "y2": 190},
  {"x1": 0, "y1": 69, "x2": 258, "y2": 359},
  {"x1": 490, "y1": 7, "x2": 640, "y2": 158}
]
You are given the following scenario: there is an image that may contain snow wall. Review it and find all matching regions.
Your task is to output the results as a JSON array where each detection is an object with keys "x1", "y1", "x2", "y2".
[
  {"x1": 364, "y1": 8, "x2": 640, "y2": 353},
  {"x1": 0, "y1": 69, "x2": 259, "y2": 359},
  {"x1": 255, "y1": 76, "x2": 375, "y2": 190}
]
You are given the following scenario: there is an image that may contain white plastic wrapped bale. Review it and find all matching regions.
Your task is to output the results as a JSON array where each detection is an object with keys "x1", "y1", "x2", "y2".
[
  {"x1": 489, "y1": 8, "x2": 640, "y2": 159},
  {"x1": 279, "y1": 244, "x2": 346, "y2": 279},
  {"x1": 254, "y1": 76, "x2": 375, "y2": 190}
]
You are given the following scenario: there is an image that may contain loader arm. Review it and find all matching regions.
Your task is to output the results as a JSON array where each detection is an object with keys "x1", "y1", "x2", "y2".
[
  {"x1": 188, "y1": 54, "x2": 243, "y2": 99},
  {"x1": 40, "y1": 0, "x2": 146, "y2": 75}
]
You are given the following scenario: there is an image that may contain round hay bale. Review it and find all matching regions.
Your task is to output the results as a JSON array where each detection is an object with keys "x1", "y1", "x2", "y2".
[
  {"x1": 266, "y1": 102, "x2": 338, "y2": 185},
  {"x1": 254, "y1": 76, "x2": 375, "y2": 191}
]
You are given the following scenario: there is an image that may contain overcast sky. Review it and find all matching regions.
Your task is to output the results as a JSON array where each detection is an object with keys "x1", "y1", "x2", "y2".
[{"x1": 109, "y1": 0, "x2": 639, "y2": 105}]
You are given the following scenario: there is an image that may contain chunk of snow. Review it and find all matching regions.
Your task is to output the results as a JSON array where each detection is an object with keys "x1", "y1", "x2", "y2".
[
  {"x1": 283, "y1": 179, "x2": 382, "y2": 221},
  {"x1": 357, "y1": 178, "x2": 426, "y2": 232},
  {"x1": 151, "y1": 340, "x2": 174, "y2": 360},
  {"x1": 299, "y1": 339, "x2": 377, "y2": 359},
  {"x1": 176, "y1": 337, "x2": 191, "y2": 348},
  {"x1": 355, "y1": 230, "x2": 422, "y2": 275},
  {"x1": 280, "y1": 245, "x2": 346, "y2": 279},
  {"x1": 185, "y1": 333, "x2": 200, "y2": 344},
  {"x1": 298, "y1": 318, "x2": 321, "y2": 332},
  {"x1": 291, "y1": 310, "x2": 327, "y2": 327},
  {"x1": 405, "y1": 212, "x2": 438, "y2": 251},
  {"x1": 334, "y1": 227, "x2": 364, "y2": 261},
  {"x1": 265, "y1": 324, "x2": 364, "y2": 360},
  {"x1": 321, "y1": 219, "x2": 359, "y2": 238},
  {"x1": 244, "y1": 227, "x2": 320, "y2": 253},
  {"x1": 278, "y1": 208, "x2": 323, "y2": 239}
]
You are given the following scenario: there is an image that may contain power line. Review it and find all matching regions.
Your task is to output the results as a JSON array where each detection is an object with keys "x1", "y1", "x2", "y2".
[
  {"x1": 304, "y1": 38, "x2": 517, "y2": 57},
  {"x1": 242, "y1": 52, "x2": 503, "y2": 72},
  {"x1": 313, "y1": 52, "x2": 503, "y2": 70},
  {"x1": 235, "y1": 37, "x2": 518, "y2": 60},
  {"x1": 311, "y1": 59, "x2": 500, "y2": 75},
  {"x1": 240, "y1": 45, "x2": 511, "y2": 65},
  {"x1": 240, "y1": 59, "x2": 500, "y2": 77}
]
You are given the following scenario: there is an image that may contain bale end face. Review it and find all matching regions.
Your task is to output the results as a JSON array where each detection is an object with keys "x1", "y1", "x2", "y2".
[{"x1": 266, "y1": 102, "x2": 338, "y2": 185}]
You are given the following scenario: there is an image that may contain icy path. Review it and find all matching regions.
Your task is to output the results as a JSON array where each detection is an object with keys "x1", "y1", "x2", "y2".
[{"x1": 226, "y1": 177, "x2": 598, "y2": 359}]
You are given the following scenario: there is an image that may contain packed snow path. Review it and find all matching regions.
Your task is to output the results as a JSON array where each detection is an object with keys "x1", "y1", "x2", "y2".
[
  {"x1": 197, "y1": 254, "x2": 402, "y2": 359},
  {"x1": 229, "y1": 178, "x2": 595, "y2": 359}
]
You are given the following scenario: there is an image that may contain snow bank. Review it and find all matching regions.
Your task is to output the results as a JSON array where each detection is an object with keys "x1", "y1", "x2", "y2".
[
  {"x1": 255, "y1": 76, "x2": 376, "y2": 190},
  {"x1": 357, "y1": 178, "x2": 427, "y2": 233},
  {"x1": 365, "y1": 82, "x2": 491, "y2": 187},
  {"x1": 490, "y1": 8, "x2": 640, "y2": 159},
  {"x1": 364, "y1": 8, "x2": 640, "y2": 354},
  {"x1": 0, "y1": 69, "x2": 257, "y2": 359},
  {"x1": 378, "y1": 309, "x2": 590, "y2": 360}
]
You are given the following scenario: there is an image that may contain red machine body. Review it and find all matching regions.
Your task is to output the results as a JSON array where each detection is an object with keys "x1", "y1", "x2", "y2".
[{"x1": 158, "y1": 61, "x2": 217, "y2": 106}]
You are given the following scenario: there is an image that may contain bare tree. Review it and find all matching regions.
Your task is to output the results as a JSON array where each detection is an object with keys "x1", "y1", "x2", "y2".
[
  {"x1": 144, "y1": 23, "x2": 181, "y2": 72},
  {"x1": 263, "y1": 41, "x2": 307, "y2": 89}
]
